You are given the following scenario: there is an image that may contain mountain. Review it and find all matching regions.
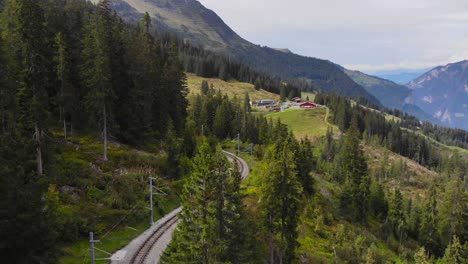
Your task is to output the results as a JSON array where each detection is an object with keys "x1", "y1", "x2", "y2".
[
  {"x1": 344, "y1": 69, "x2": 411, "y2": 109},
  {"x1": 406, "y1": 60, "x2": 468, "y2": 130},
  {"x1": 375, "y1": 69, "x2": 430, "y2": 84},
  {"x1": 98, "y1": 0, "x2": 380, "y2": 104},
  {"x1": 343, "y1": 69, "x2": 437, "y2": 122}
]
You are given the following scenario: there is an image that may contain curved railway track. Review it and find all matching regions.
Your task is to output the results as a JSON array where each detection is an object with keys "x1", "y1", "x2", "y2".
[{"x1": 127, "y1": 151, "x2": 249, "y2": 264}]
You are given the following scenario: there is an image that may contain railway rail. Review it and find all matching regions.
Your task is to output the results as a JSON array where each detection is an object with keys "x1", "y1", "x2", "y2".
[{"x1": 119, "y1": 151, "x2": 249, "y2": 264}]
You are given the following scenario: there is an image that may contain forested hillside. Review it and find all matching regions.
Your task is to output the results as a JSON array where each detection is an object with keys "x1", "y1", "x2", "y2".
[
  {"x1": 0, "y1": 0, "x2": 189, "y2": 262},
  {"x1": 100, "y1": 0, "x2": 381, "y2": 104},
  {"x1": 1, "y1": 1, "x2": 467, "y2": 264}
]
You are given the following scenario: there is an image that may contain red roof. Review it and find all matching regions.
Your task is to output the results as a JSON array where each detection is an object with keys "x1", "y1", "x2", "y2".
[{"x1": 299, "y1": 102, "x2": 318, "y2": 108}]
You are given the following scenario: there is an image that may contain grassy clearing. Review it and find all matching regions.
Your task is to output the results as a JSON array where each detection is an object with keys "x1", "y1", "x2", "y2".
[
  {"x1": 266, "y1": 108, "x2": 337, "y2": 140},
  {"x1": 186, "y1": 73, "x2": 280, "y2": 102}
]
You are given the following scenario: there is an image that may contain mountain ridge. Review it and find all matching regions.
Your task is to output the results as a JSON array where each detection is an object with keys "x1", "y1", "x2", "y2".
[
  {"x1": 102, "y1": 0, "x2": 381, "y2": 104},
  {"x1": 406, "y1": 60, "x2": 468, "y2": 130}
]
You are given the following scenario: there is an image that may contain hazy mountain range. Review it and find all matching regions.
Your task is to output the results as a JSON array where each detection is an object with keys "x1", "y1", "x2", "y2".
[
  {"x1": 406, "y1": 60, "x2": 468, "y2": 130},
  {"x1": 375, "y1": 69, "x2": 430, "y2": 84},
  {"x1": 96, "y1": 0, "x2": 467, "y2": 130}
]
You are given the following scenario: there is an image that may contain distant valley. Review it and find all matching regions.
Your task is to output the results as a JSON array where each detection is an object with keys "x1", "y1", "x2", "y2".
[{"x1": 375, "y1": 69, "x2": 429, "y2": 84}]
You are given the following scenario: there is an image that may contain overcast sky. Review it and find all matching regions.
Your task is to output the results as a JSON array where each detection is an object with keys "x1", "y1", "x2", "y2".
[{"x1": 197, "y1": 0, "x2": 468, "y2": 74}]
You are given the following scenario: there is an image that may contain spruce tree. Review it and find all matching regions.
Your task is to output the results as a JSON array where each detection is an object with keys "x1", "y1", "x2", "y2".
[
  {"x1": 54, "y1": 31, "x2": 73, "y2": 140},
  {"x1": 163, "y1": 144, "x2": 250, "y2": 263},
  {"x1": 414, "y1": 247, "x2": 431, "y2": 264},
  {"x1": 260, "y1": 141, "x2": 303, "y2": 264},
  {"x1": 2, "y1": 0, "x2": 50, "y2": 175},
  {"x1": 201, "y1": 80, "x2": 209, "y2": 95},
  {"x1": 81, "y1": 0, "x2": 115, "y2": 161},
  {"x1": 419, "y1": 183, "x2": 442, "y2": 256},
  {"x1": 338, "y1": 117, "x2": 369, "y2": 222},
  {"x1": 440, "y1": 236, "x2": 466, "y2": 264}
]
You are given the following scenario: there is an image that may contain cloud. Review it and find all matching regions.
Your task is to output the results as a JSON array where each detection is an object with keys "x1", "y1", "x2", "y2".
[{"x1": 198, "y1": 0, "x2": 468, "y2": 72}]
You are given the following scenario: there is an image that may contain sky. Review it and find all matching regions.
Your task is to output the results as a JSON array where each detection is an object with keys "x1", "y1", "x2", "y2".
[{"x1": 197, "y1": 0, "x2": 468, "y2": 74}]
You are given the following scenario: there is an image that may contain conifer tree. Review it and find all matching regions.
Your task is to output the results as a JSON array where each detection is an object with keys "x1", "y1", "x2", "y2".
[
  {"x1": 163, "y1": 144, "x2": 250, "y2": 263},
  {"x1": 201, "y1": 80, "x2": 209, "y2": 95},
  {"x1": 419, "y1": 183, "x2": 442, "y2": 256},
  {"x1": 369, "y1": 180, "x2": 388, "y2": 220},
  {"x1": 294, "y1": 137, "x2": 315, "y2": 196},
  {"x1": 440, "y1": 236, "x2": 466, "y2": 264},
  {"x1": 2, "y1": 0, "x2": 50, "y2": 175},
  {"x1": 244, "y1": 92, "x2": 251, "y2": 113},
  {"x1": 81, "y1": 0, "x2": 115, "y2": 161},
  {"x1": 414, "y1": 247, "x2": 431, "y2": 264},
  {"x1": 260, "y1": 141, "x2": 303, "y2": 264},
  {"x1": 54, "y1": 31, "x2": 73, "y2": 140},
  {"x1": 338, "y1": 117, "x2": 369, "y2": 222},
  {"x1": 438, "y1": 178, "x2": 467, "y2": 246}
]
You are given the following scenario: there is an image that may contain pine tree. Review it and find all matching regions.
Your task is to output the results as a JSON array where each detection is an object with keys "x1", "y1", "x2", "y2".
[
  {"x1": 201, "y1": 80, "x2": 209, "y2": 95},
  {"x1": 54, "y1": 31, "x2": 74, "y2": 140},
  {"x1": 369, "y1": 180, "x2": 388, "y2": 220},
  {"x1": 0, "y1": 134, "x2": 57, "y2": 262},
  {"x1": 163, "y1": 144, "x2": 250, "y2": 263},
  {"x1": 419, "y1": 183, "x2": 442, "y2": 256},
  {"x1": 438, "y1": 178, "x2": 467, "y2": 247},
  {"x1": 414, "y1": 247, "x2": 431, "y2": 264},
  {"x1": 440, "y1": 236, "x2": 466, "y2": 264},
  {"x1": 338, "y1": 117, "x2": 369, "y2": 222},
  {"x1": 2, "y1": 0, "x2": 50, "y2": 175},
  {"x1": 81, "y1": 0, "x2": 115, "y2": 161},
  {"x1": 260, "y1": 141, "x2": 303, "y2": 264},
  {"x1": 244, "y1": 92, "x2": 251, "y2": 113},
  {"x1": 294, "y1": 137, "x2": 316, "y2": 196}
]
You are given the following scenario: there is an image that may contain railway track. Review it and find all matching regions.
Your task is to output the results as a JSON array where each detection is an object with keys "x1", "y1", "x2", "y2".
[
  {"x1": 129, "y1": 214, "x2": 179, "y2": 264},
  {"x1": 126, "y1": 151, "x2": 249, "y2": 264}
]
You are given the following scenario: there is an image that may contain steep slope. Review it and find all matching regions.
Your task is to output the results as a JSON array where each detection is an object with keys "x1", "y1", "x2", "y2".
[
  {"x1": 344, "y1": 69, "x2": 412, "y2": 109},
  {"x1": 97, "y1": 0, "x2": 380, "y2": 104},
  {"x1": 343, "y1": 69, "x2": 436, "y2": 122},
  {"x1": 406, "y1": 60, "x2": 468, "y2": 130}
]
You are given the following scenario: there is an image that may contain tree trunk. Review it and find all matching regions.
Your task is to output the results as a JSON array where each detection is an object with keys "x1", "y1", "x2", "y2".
[
  {"x1": 35, "y1": 123, "x2": 43, "y2": 176},
  {"x1": 103, "y1": 105, "x2": 108, "y2": 161},
  {"x1": 63, "y1": 114, "x2": 67, "y2": 141}
]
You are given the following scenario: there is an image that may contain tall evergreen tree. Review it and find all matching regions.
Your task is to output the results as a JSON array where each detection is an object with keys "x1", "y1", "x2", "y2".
[
  {"x1": 338, "y1": 117, "x2": 370, "y2": 222},
  {"x1": 260, "y1": 141, "x2": 303, "y2": 264},
  {"x1": 54, "y1": 31, "x2": 74, "y2": 140},
  {"x1": 419, "y1": 183, "x2": 442, "y2": 256},
  {"x1": 440, "y1": 236, "x2": 466, "y2": 264},
  {"x1": 163, "y1": 144, "x2": 250, "y2": 263},
  {"x1": 81, "y1": 0, "x2": 115, "y2": 161}
]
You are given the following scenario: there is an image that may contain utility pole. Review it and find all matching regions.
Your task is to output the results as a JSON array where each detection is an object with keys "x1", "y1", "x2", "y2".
[
  {"x1": 88, "y1": 232, "x2": 111, "y2": 263},
  {"x1": 149, "y1": 176, "x2": 168, "y2": 225},
  {"x1": 201, "y1": 124, "x2": 204, "y2": 137},
  {"x1": 89, "y1": 232, "x2": 99, "y2": 264}
]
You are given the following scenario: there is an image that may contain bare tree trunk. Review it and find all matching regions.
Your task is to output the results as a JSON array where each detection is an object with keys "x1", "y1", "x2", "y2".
[
  {"x1": 35, "y1": 123, "x2": 43, "y2": 176},
  {"x1": 103, "y1": 105, "x2": 108, "y2": 161},
  {"x1": 63, "y1": 114, "x2": 67, "y2": 141}
]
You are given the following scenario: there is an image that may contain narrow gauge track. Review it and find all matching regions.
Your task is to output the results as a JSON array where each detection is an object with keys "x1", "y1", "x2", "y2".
[{"x1": 128, "y1": 151, "x2": 249, "y2": 264}]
